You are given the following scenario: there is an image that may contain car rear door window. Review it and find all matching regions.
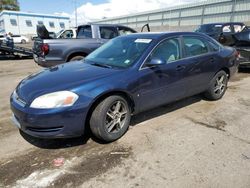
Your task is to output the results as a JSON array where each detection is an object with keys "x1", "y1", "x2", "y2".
[
  {"x1": 208, "y1": 41, "x2": 220, "y2": 52},
  {"x1": 149, "y1": 38, "x2": 181, "y2": 64},
  {"x1": 100, "y1": 27, "x2": 118, "y2": 39},
  {"x1": 77, "y1": 25, "x2": 92, "y2": 38},
  {"x1": 183, "y1": 37, "x2": 209, "y2": 57}
]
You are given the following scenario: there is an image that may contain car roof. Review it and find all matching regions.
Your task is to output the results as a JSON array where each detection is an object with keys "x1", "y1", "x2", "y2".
[
  {"x1": 80, "y1": 23, "x2": 134, "y2": 28},
  {"x1": 201, "y1": 22, "x2": 244, "y2": 26},
  {"x1": 119, "y1": 32, "x2": 207, "y2": 39}
]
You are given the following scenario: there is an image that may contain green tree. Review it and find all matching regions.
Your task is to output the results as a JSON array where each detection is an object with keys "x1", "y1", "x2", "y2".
[{"x1": 0, "y1": 0, "x2": 20, "y2": 11}]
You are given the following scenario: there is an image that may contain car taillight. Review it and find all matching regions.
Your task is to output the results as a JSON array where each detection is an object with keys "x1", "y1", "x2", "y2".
[{"x1": 41, "y1": 43, "x2": 49, "y2": 56}]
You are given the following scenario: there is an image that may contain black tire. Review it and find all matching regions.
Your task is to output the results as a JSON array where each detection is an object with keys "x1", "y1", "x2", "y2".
[
  {"x1": 90, "y1": 95, "x2": 131, "y2": 142},
  {"x1": 204, "y1": 70, "x2": 228, "y2": 100},
  {"x1": 68, "y1": 55, "x2": 84, "y2": 62},
  {"x1": 21, "y1": 39, "x2": 26, "y2": 44}
]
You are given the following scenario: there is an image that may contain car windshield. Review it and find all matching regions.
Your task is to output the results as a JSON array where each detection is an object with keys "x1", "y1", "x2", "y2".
[
  {"x1": 197, "y1": 24, "x2": 222, "y2": 33},
  {"x1": 85, "y1": 37, "x2": 152, "y2": 68}
]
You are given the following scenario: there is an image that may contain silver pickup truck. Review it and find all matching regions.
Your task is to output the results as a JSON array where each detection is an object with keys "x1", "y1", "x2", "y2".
[{"x1": 33, "y1": 24, "x2": 137, "y2": 67}]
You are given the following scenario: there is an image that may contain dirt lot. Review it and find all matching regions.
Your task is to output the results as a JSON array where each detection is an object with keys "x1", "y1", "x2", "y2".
[{"x1": 0, "y1": 59, "x2": 250, "y2": 188}]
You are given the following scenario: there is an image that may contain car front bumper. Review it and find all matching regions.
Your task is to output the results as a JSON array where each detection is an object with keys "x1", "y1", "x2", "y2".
[{"x1": 10, "y1": 96, "x2": 89, "y2": 139}]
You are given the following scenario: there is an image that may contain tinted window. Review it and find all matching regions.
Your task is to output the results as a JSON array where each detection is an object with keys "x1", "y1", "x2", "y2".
[
  {"x1": 26, "y1": 20, "x2": 32, "y2": 27},
  {"x1": 60, "y1": 22, "x2": 65, "y2": 29},
  {"x1": 12, "y1": 35, "x2": 21, "y2": 37},
  {"x1": 149, "y1": 38, "x2": 180, "y2": 64},
  {"x1": 77, "y1": 25, "x2": 92, "y2": 38},
  {"x1": 100, "y1": 27, "x2": 118, "y2": 39},
  {"x1": 118, "y1": 26, "x2": 136, "y2": 36},
  {"x1": 49, "y1": 22, "x2": 55, "y2": 28},
  {"x1": 183, "y1": 37, "x2": 209, "y2": 57},
  {"x1": 38, "y1": 21, "x2": 43, "y2": 25},
  {"x1": 10, "y1": 19, "x2": 17, "y2": 26},
  {"x1": 197, "y1": 24, "x2": 222, "y2": 33}
]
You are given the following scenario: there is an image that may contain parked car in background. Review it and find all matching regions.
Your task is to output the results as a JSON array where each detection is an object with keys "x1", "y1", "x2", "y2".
[
  {"x1": 195, "y1": 22, "x2": 250, "y2": 68},
  {"x1": 0, "y1": 34, "x2": 29, "y2": 44},
  {"x1": 11, "y1": 32, "x2": 239, "y2": 142},
  {"x1": 12, "y1": 35, "x2": 29, "y2": 44},
  {"x1": 32, "y1": 24, "x2": 137, "y2": 67}
]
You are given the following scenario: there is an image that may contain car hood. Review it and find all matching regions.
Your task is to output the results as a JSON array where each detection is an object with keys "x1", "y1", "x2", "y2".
[{"x1": 16, "y1": 61, "x2": 121, "y2": 103}]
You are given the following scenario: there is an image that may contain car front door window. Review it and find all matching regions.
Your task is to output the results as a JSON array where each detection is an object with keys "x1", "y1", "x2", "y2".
[
  {"x1": 138, "y1": 38, "x2": 186, "y2": 111},
  {"x1": 149, "y1": 38, "x2": 180, "y2": 64}
]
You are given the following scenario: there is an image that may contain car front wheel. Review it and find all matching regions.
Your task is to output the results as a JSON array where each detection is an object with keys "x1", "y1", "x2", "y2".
[
  {"x1": 204, "y1": 70, "x2": 228, "y2": 100},
  {"x1": 90, "y1": 95, "x2": 131, "y2": 142}
]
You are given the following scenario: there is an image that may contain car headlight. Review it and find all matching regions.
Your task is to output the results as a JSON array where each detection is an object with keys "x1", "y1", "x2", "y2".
[{"x1": 30, "y1": 91, "x2": 79, "y2": 109}]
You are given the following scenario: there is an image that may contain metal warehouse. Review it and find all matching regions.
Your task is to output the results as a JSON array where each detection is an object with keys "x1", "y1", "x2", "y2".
[
  {"x1": 95, "y1": 0, "x2": 250, "y2": 31},
  {"x1": 0, "y1": 10, "x2": 70, "y2": 36}
]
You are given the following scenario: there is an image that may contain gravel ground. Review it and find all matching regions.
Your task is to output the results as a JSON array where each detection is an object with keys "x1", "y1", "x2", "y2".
[{"x1": 0, "y1": 59, "x2": 250, "y2": 188}]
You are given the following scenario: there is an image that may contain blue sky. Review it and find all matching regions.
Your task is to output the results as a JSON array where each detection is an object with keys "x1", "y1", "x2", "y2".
[
  {"x1": 19, "y1": 0, "x2": 107, "y2": 14},
  {"x1": 18, "y1": 0, "x2": 202, "y2": 24}
]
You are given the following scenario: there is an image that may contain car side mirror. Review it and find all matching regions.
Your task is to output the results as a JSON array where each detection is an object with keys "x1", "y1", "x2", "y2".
[{"x1": 147, "y1": 58, "x2": 166, "y2": 66}]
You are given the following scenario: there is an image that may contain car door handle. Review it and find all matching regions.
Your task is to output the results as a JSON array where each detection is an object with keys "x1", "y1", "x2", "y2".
[{"x1": 176, "y1": 65, "x2": 186, "y2": 71}]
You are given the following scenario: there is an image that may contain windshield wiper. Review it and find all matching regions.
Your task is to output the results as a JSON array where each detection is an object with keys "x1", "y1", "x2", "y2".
[{"x1": 90, "y1": 62, "x2": 112, "y2": 69}]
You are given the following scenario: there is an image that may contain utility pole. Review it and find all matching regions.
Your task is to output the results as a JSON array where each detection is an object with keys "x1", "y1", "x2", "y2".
[{"x1": 74, "y1": 0, "x2": 78, "y2": 27}]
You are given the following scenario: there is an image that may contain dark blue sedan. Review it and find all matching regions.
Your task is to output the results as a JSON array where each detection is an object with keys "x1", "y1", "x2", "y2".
[{"x1": 10, "y1": 32, "x2": 239, "y2": 142}]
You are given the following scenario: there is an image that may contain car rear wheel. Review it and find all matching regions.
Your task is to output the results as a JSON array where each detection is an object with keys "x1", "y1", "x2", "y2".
[
  {"x1": 21, "y1": 39, "x2": 26, "y2": 44},
  {"x1": 90, "y1": 95, "x2": 131, "y2": 142},
  {"x1": 204, "y1": 70, "x2": 228, "y2": 100},
  {"x1": 69, "y1": 55, "x2": 84, "y2": 62}
]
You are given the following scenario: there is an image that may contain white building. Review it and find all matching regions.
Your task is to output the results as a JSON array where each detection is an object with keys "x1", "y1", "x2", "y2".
[{"x1": 0, "y1": 10, "x2": 70, "y2": 36}]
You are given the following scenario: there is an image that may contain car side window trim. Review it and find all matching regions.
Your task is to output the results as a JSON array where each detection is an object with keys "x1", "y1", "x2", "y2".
[{"x1": 139, "y1": 36, "x2": 183, "y2": 71}]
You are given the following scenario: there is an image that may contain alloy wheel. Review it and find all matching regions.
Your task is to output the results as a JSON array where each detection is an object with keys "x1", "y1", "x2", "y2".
[
  {"x1": 105, "y1": 100, "x2": 128, "y2": 133},
  {"x1": 214, "y1": 75, "x2": 226, "y2": 95}
]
